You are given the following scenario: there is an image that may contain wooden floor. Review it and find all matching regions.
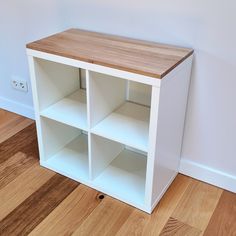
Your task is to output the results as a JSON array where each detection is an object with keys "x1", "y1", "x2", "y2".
[{"x1": 0, "y1": 109, "x2": 235, "y2": 236}]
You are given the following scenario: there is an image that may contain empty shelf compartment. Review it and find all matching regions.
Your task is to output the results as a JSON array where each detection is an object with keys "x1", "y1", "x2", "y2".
[
  {"x1": 92, "y1": 102, "x2": 150, "y2": 152},
  {"x1": 41, "y1": 89, "x2": 87, "y2": 130}
]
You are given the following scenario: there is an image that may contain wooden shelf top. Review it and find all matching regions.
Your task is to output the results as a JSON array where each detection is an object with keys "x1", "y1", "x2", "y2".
[{"x1": 27, "y1": 29, "x2": 193, "y2": 79}]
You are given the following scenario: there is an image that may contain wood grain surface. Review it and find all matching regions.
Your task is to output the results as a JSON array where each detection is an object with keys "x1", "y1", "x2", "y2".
[
  {"x1": 0, "y1": 165, "x2": 54, "y2": 221},
  {"x1": 0, "y1": 109, "x2": 235, "y2": 236},
  {"x1": 27, "y1": 29, "x2": 193, "y2": 78},
  {"x1": 160, "y1": 217, "x2": 201, "y2": 236},
  {"x1": 204, "y1": 191, "x2": 236, "y2": 236},
  {"x1": 0, "y1": 109, "x2": 33, "y2": 143},
  {"x1": 29, "y1": 185, "x2": 103, "y2": 236},
  {"x1": 172, "y1": 180, "x2": 223, "y2": 231},
  {"x1": 0, "y1": 152, "x2": 36, "y2": 190},
  {"x1": 0, "y1": 122, "x2": 38, "y2": 164},
  {"x1": 72, "y1": 197, "x2": 133, "y2": 236},
  {"x1": 0, "y1": 174, "x2": 78, "y2": 235},
  {"x1": 119, "y1": 174, "x2": 192, "y2": 236}
]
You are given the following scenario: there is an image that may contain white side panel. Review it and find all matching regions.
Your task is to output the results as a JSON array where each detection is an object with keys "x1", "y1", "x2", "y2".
[
  {"x1": 28, "y1": 56, "x2": 45, "y2": 162},
  {"x1": 128, "y1": 81, "x2": 152, "y2": 106},
  {"x1": 33, "y1": 58, "x2": 80, "y2": 111},
  {"x1": 150, "y1": 57, "x2": 193, "y2": 206},
  {"x1": 40, "y1": 117, "x2": 81, "y2": 161},
  {"x1": 90, "y1": 134, "x2": 124, "y2": 179},
  {"x1": 89, "y1": 71, "x2": 126, "y2": 127}
]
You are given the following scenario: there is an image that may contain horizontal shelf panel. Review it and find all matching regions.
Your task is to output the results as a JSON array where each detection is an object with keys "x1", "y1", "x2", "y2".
[
  {"x1": 43, "y1": 134, "x2": 89, "y2": 181},
  {"x1": 93, "y1": 149, "x2": 147, "y2": 206},
  {"x1": 40, "y1": 89, "x2": 88, "y2": 130},
  {"x1": 91, "y1": 102, "x2": 150, "y2": 152}
]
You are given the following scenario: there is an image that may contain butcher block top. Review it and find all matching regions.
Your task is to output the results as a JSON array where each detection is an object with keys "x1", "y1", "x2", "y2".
[{"x1": 26, "y1": 29, "x2": 193, "y2": 79}]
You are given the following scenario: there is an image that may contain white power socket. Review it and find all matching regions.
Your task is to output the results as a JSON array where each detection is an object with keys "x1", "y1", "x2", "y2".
[{"x1": 11, "y1": 78, "x2": 28, "y2": 92}]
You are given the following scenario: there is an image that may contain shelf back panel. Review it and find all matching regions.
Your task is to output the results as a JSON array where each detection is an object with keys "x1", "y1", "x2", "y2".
[{"x1": 128, "y1": 81, "x2": 152, "y2": 107}]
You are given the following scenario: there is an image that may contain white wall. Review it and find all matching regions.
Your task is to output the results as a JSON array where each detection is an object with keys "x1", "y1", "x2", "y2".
[
  {"x1": 58, "y1": 0, "x2": 236, "y2": 191},
  {"x1": 0, "y1": 0, "x2": 67, "y2": 118},
  {"x1": 1, "y1": 0, "x2": 236, "y2": 191}
]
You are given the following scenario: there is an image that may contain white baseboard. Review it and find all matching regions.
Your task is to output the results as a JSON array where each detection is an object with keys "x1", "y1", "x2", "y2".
[
  {"x1": 0, "y1": 96, "x2": 35, "y2": 119},
  {"x1": 179, "y1": 159, "x2": 236, "y2": 193}
]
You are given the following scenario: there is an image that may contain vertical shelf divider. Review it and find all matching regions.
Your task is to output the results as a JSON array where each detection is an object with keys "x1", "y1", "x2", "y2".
[{"x1": 86, "y1": 69, "x2": 93, "y2": 180}]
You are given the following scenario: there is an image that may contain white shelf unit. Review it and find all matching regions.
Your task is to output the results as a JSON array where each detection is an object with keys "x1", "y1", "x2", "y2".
[{"x1": 28, "y1": 49, "x2": 193, "y2": 213}]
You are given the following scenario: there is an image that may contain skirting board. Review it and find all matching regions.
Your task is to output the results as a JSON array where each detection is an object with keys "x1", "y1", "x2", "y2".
[
  {"x1": 180, "y1": 158, "x2": 236, "y2": 193},
  {"x1": 0, "y1": 96, "x2": 35, "y2": 119}
]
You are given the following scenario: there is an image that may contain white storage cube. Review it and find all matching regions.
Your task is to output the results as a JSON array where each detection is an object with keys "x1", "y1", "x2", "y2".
[{"x1": 27, "y1": 29, "x2": 193, "y2": 213}]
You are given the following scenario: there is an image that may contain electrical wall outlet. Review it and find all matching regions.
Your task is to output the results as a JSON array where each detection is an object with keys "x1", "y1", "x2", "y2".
[{"x1": 11, "y1": 77, "x2": 28, "y2": 92}]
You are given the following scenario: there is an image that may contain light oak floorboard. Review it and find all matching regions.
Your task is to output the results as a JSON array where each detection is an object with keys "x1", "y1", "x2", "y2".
[
  {"x1": 29, "y1": 185, "x2": 103, "y2": 236},
  {"x1": 172, "y1": 179, "x2": 223, "y2": 231},
  {"x1": 72, "y1": 197, "x2": 134, "y2": 236},
  {"x1": 116, "y1": 174, "x2": 191, "y2": 236},
  {"x1": 0, "y1": 174, "x2": 78, "y2": 236},
  {"x1": 0, "y1": 110, "x2": 33, "y2": 144},
  {"x1": 0, "y1": 123, "x2": 38, "y2": 165},
  {"x1": 0, "y1": 152, "x2": 37, "y2": 190},
  {"x1": 203, "y1": 191, "x2": 236, "y2": 236},
  {"x1": 160, "y1": 217, "x2": 201, "y2": 236},
  {"x1": 0, "y1": 164, "x2": 54, "y2": 221}
]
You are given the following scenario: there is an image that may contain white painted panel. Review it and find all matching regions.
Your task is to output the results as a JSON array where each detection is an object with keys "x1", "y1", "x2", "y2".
[
  {"x1": 91, "y1": 102, "x2": 150, "y2": 152},
  {"x1": 40, "y1": 89, "x2": 88, "y2": 130},
  {"x1": 28, "y1": 56, "x2": 45, "y2": 163},
  {"x1": 89, "y1": 71, "x2": 126, "y2": 127},
  {"x1": 40, "y1": 117, "x2": 81, "y2": 161},
  {"x1": 33, "y1": 58, "x2": 80, "y2": 111},
  {"x1": 180, "y1": 159, "x2": 236, "y2": 193},
  {"x1": 93, "y1": 149, "x2": 147, "y2": 206},
  {"x1": 128, "y1": 81, "x2": 152, "y2": 106},
  {"x1": 150, "y1": 58, "x2": 192, "y2": 206},
  {"x1": 90, "y1": 134, "x2": 124, "y2": 179},
  {"x1": 0, "y1": 96, "x2": 34, "y2": 119}
]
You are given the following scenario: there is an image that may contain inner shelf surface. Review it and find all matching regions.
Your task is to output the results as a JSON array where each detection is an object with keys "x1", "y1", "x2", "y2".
[
  {"x1": 40, "y1": 89, "x2": 87, "y2": 130},
  {"x1": 93, "y1": 149, "x2": 147, "y2": 206},
  {"x1": 91, "y1": 102, "x2": 150, "y2": 152},
  {"x1": 43, "y1": 133, "x2": 89, "y2": 181}
]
